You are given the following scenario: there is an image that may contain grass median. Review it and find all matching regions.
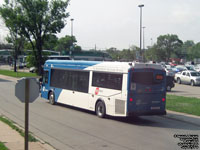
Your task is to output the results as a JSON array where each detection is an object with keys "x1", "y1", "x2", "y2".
[
  {"x1": 0, "y1": 142, "x2": 8, "y2": 150},
  {"x1": 0, "y1": 69, "x2": 38, "y2": 78},
  {"x1": 0, "y1": 116, "x2": 38, "y2": 142},
  {"x1": 166, "y1": 94, "x2": 200, "y2": 116}
]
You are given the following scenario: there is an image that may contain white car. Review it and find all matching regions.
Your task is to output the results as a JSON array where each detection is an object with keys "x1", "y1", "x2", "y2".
[
  {"x1": 194, "y1": 65, "x2": 200, "y2": 72},
  {"x1": 29, "y1": 67, "x2": 36, "y2": 73},
  {"x1": 175, "y1": 70, "x2": 200, "y2": 86}
]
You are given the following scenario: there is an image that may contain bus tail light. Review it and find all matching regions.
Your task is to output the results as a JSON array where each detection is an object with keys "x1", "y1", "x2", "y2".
[
  {"x1": 129, "y1": 98, "x2": 133, "y2": 102},
  {"x1": 162, "y1": 98, "x2": 165, "y2": 102}
]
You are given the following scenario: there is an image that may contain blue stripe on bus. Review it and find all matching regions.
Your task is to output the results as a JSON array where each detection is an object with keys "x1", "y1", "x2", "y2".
[
  {"x1": 54, "y1": 88, "x2": 63, "y2": 102},
  {"x1": 45, "y1": 60, "x2": 101, "y2": 70}
]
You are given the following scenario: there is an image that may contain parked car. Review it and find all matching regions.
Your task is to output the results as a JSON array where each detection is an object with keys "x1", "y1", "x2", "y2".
[
  {"x1": 185, "y1": 65, "x2": 195, "y2": 71},
  {"x1": 165, "y1": 68, "x2": 175, "y2": 77},
  {"x1": 29, "y1": 67, "x2": 36, "y2": 73},
  {"x1": 164, "y1": 67, "x2": 175, "y2": 91},
  {"x1": 175, "y1": 65, "x2": 187, "y2": 73},
  {"x1": 194, "y1": 65, "x2": 200, "y2": 72},
  {"x1": 166, "y1": 76, "x2": 175, "y2": 91},
  {"x1": 175, "y1": 70, "x2": 200, "y2": 86}
]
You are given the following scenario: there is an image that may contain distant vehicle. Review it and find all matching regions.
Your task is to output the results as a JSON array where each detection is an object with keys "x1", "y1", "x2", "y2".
[
  {"x1": 47, "y1": 55, "x2": 70, "y2": 60},
  {"x1": 165, "y1": 68, "x2": 175, "y2": 77},
  {"x1": 185, "y1": 65, "x2": 195, "y2": 71},
  {"x1": 29, "y1": 67, "x2": 36, "y2": 73},
  {"x1": 164, "y1": 67, "x2": 175, "y2": 91},
  {"x1": 41, "y1": 60, "x2": 166, "y2": 118},
  {"x1": 166, "y1": 76, "x2": 175, "y2": 91},
  {"x1": 169, "y1": 62, "x2": 177, "y2": 67},
  {"x1": 175, "y1": 65, "x2": 187, "y2": 73},
  {"x1": 194, "y1": 65, "x2": 200, "y2": 72},
  {"x1": 175, "y1": 70, "x2": 200, "y2": 86}
]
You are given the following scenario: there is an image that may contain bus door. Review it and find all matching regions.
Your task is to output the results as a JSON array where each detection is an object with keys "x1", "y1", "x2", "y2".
[
  {"x1": 127, "y1": 68, "x2": 166, "y2": 116},
  {"x1": 41, "y1": 70, "x2": 50, "y2": 99}
]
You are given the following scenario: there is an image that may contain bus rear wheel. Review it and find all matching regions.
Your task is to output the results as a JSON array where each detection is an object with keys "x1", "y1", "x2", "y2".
[
  {"x1": 96, "y1": 101, "x2": 106, "y2": 118},
  {"x1": 49, "y1": 92, "x2": 56, "y2": 105}
]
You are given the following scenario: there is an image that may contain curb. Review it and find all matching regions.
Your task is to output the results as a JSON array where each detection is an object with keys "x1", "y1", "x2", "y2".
[{"x1": 164, "y1": 110, "x2": 200, "y2": 127}]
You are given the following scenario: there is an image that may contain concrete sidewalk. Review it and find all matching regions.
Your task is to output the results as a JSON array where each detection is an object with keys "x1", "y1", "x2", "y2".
[{"x1": 0, "y1": 117, "x2": 55, "y2": 150}]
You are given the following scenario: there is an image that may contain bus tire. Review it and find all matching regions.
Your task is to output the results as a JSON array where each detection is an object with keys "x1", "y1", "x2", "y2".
[
  {"x1": 49, "y1": 91, "x2": 56, "y2": 105},
  {"x1": 95, "y1": 101, "x2": 106, "y2": 118}
]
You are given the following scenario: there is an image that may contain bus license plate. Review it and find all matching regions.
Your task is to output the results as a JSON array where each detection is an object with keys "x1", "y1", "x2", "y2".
[{"x1": 151, "y1": 107, "x2": 160, "y2": 110}]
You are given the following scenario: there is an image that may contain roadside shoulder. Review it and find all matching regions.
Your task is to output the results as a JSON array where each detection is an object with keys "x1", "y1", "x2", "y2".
[
  {"x1": 0, "y1": 74, "x2": 18, "y2": 83},
  {"x1": 164, "y1": 110, "x2": 200, "y2": 126}
]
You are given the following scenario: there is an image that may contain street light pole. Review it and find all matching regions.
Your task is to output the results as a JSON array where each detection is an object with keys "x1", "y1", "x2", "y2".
[
  {"x1": 142, "y1": 26, "x2": 145, "y2": 50},
  {"x1": 71, "y1": 18, "x2": 74, "y2": 37},
  {"x1": 142, "y1": 26, "x2": 146, "y2": 62},
  {"x1": 70, "y1": 18, "x2": 74, "y2": 58},
  {"x1": 138, "y1": 4, "x2": 144, "y2": 62}
]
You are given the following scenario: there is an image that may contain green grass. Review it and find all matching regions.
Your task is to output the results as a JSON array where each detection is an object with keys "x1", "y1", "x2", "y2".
[
  {"x1": 0, "y1": 116, "x2": 38, "y2": 142},
  {"x1": 0, "y1": 142, "x2": 8, "y2": 150},
  {"x1": 0, "y1": 69, "x2": 38, "y2": 78},
  {"x1": 166, "y1": 94, "x2": 200, "y2": 116}
]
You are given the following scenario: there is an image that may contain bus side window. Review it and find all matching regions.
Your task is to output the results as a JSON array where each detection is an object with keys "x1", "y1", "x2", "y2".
[
  {"x1": 43, "y1": 71, "x2": 49, "y2": 84},
  {"x1": 92, "y1": 72, "x2": 122, "y2": 90}
]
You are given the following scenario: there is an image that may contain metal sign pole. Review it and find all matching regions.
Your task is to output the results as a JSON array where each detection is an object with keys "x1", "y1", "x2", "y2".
[
  {"x1": 25, "y1": 79, "x2": 29, "y2": 150},
  {"x1": 15, "y1": 77, "x2": 39, "y2": 150}
]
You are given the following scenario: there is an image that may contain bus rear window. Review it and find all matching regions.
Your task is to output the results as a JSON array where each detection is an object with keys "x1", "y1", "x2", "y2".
[
  {"x1": 131, "y1": 72, "x2": 163, "y2": 85},
  {"x1": 132, "y1": 72, "x2": 153, "y2": 85}
]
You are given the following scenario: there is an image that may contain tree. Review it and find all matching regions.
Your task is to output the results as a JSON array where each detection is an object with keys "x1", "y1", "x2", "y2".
[
  {"x1": 187, "y1": 42, "x2": 200, "y2": 60},
  {"x1": 6, "y1": 33, "x2": 25, "y2": 72},
  {"x1": 43, "y1": 34, "x2": 58, "y2": 50},
  {"x1": 106, "y1": 47, "x2": 120, "y2": 61},
  {"x1": 0, "y1": 0, "x2": 70, "y2": 75},
  {"x1": 153, "y1": 34, "x2": 183, "y2": 62},
  {"x1": 182, "y1": 40, "x2": 195, "y2": 60},
  {"x1": 55, "y1": 35, "x2": 77, "y2": 53}
]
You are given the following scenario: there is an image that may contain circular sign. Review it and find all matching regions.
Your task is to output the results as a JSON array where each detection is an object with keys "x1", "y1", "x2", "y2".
[{"x1": 95, "y1": 87, "x2": 99, "y2": 95}]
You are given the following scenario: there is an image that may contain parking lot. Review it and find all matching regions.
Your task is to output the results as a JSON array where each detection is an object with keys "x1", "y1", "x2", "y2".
[
  {"x1": 169, "y1": 83, "x2": 200, "y2": 98},
  {"x1": 0, "y1": 64, "x2": 29, "y2": 72}
]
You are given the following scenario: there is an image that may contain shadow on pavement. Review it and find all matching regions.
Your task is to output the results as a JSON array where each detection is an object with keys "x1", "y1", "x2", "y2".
[
  {"x1": 55, "y1": 102, "x2": 200, "y2": 131},
  {"x1": 0, "y1": 79, "x2": 12, "y2": 82},
  {"x1": 169, "y1": 90, "x2": 187, "y2": 93}
]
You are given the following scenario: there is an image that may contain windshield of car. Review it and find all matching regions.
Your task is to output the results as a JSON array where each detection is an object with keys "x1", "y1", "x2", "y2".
[
  {"x1": 191, "y1": 72, "x2": 200, "y2": 76},
  {"x1": 176, "y1": 67, "x2": 186, "y2": 71},
  {"x1": 186, "y1": 66, "x2": 195, "y2": 70}
]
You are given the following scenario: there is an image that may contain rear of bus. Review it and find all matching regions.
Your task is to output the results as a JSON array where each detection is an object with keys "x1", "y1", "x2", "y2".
[{"x1": 127, "y1": 64, "x2": 166, "y2": 116}]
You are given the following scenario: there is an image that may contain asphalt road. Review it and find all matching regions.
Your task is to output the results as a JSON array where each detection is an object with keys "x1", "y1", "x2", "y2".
[
  {"x1": 0, "y1": 79, "x2": 199, "y2": 150},
  {"x1": 170, "y1": 83, "x2": 200, "y2": 98}
]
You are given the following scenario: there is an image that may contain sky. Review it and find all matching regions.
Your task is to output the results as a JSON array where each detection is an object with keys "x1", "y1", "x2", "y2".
[{"x1": 1, "y1": 0, "x2": 200, "y2": 50}]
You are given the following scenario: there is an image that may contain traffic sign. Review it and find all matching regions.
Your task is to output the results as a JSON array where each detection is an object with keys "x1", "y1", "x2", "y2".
[
  {"x1": 15, "y1": 77, "x2": 39, "y2": 150},
  {"x1": 15, "y1": 78, "x2": 39, "y2": 103}
]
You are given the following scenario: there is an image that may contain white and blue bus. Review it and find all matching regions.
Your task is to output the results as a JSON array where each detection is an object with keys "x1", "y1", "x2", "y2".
[{"x1": 41, "y1": 60, "x2": 166, "y2": 118}]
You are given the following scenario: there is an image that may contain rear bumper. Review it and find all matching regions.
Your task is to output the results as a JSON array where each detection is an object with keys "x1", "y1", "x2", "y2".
[{"x1": 127, "y1": 110, "x2": 166, "y2": 116}]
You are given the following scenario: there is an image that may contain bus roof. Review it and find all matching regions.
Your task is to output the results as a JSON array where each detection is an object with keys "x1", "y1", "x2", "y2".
[{"x1": 44, "y1": 60, "x2": 164, "y2": 73}]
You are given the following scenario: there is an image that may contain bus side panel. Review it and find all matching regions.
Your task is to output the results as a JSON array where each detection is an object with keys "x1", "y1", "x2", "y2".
[
  {"x1": 57, "y1": 90, "x2": 90, "y2": 110},
  {"x1": 88, "y1": 73, "x2": 128, "y2": 116}
]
